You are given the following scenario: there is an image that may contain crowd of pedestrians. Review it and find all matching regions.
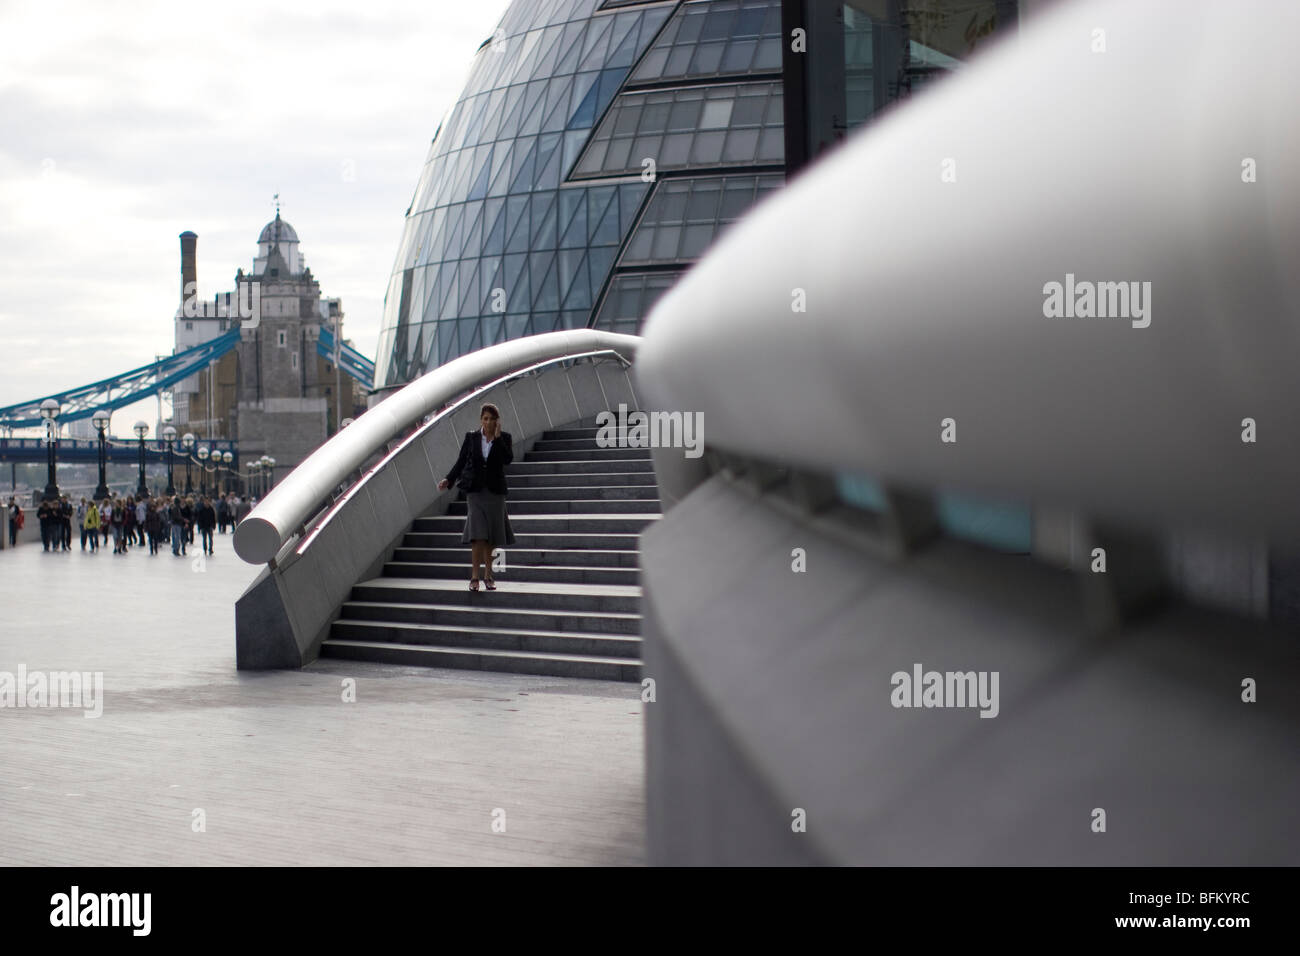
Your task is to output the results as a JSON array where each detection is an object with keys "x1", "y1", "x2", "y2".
[{"x1": 6, "y1": 493, "x2": 250, "y2": 557}]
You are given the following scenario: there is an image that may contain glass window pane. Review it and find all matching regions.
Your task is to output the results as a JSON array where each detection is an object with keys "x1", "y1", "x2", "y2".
[
  {"x1": 639, "y1": 102, "x2": 671, "y2": 133},
  {"x1": 722, "y1": 127, "x2": 760, "y2": 162},
  {"x1": 721, "y1": 38, "x2": 757, "y2": 73},
  {"x1": 651, "y1": 224, "x2": 682, "y2": 260},
  {"x1": 690, "y1": 41, "x2": 726, "y2": 75},
  {"x1": 690, "y1": 130, "x2": 726, "y2": 164},
  {"x1": 680, "y1": 223, "x2": 715, "y2": 259},
  {"x1": 685, "y1": 182, "x2": 721, "y2": 221},
  {"x1": 661, "y1": 132, "x2": 692, "y2": 166},
  {"x1": 700, "y1": 98, "x2": 733, "y2": 128},
  {"x1": 613, "y1": 105, "x2": 640, "y2": 136},
  {"x1": 667, "y1": 98, "x2": 701, "y2": 131},
  {"x1": 730, "y1": 93, "x2": 766, "y2": 126}
]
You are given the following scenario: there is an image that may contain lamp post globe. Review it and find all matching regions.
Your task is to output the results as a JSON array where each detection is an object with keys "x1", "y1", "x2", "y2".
[
  {"x1": 39, "y1": 399, "x2": 61, "y2": 501},
  {"x1": 162, "y1": 425, "x2": 177, "y2": 496},
  {"x1": 197, "y1": 446, "x2": 210, "y2": 496},
  {"x1": 340, "y1": 417, "x2": 354, "y2": 429},
  {"x1": 91, "y1": 410, "x2": 111, "y2": 501},
  {"x1": 182, "y1": 432, "x2": 195, "y2": 494},
  {"x1": 133, "y1": 421, "x2": 149, "y2": 497}
]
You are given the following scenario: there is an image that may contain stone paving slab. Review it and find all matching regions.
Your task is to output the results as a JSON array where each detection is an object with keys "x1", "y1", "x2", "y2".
[{"x1": 0, "y1": 533, "x2": 645, "y2": 865}]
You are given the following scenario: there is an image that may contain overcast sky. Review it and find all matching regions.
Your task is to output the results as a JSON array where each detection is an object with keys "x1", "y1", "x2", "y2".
[{"x1": 0, "y1": 0, "x2": 511, "y2": 434}]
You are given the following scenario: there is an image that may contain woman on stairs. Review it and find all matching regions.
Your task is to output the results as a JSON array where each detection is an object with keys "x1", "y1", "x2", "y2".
[{"x1": 438, "y1": 402, "x2": 516, "y2": 592}]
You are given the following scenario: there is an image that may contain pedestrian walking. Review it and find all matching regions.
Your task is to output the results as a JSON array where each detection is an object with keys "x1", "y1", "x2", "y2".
[
  {"x1": 123, "y1": 496, "x2": 137, "y2": 551},
  {"x1": 8, "y1": 497, "x2": 23, "y2": 547},
  {"x1": 37, "y1": 499, "x2": 53, "y2": 551},
  {"x1": 169, "y1": 496, "x2": 185, "y2": 556},
  {"x1": 437, "y1": 402, "x2": 515, "y2": 591},
  {"x1": 111, "y1": 498, "x2": 126, "y2": 554},
  {"x1": 135, "y1": 497, "x2": 148, "y2": 546},
  {"x1": 83, "y1": 497, "x2": 100, "y2": 552},
  {"x1": 59, "y1": 495, "x2": 72, "y2": 550},
  {"x1": 99, "y1": 499, "x2": 112, "y2": 548},
  {"x1": 197, "y1": 496, "x2": 216, "y2": 555}
]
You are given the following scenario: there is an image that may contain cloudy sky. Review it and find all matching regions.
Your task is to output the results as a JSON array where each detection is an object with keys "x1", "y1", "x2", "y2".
[{"x1": 0, "y1": 0, "x2": 511, "y2": 434}]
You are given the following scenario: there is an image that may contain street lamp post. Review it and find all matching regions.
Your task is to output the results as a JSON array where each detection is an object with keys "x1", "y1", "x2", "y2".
[
  {"x1": 222, "y1": 451, "x2": 233, "y2": 495},
  {"x1": 265, "y1": 456, "x2": 276, "y2": 492},
  {"x1": 197, "y1": 446, "x2": 209, "y2": 496},
  {"x1": 133, "y1": 421, "x2": 149, "y2": 497},
  {"x1": 162, "y1": 425, "x2": 177, "y2": 496},
  {"x1": 92, "y1": 410, "x2": 110, "y2": 501},
  {"x1": 249, "y1": 461, "x2": 260, "y2": 499},
  {"x1": 182, "y1": 432, "x2": 195, "y2": 494},
  {"x1": 40, "y1": 399, "x2": 60, "y2": 501}
]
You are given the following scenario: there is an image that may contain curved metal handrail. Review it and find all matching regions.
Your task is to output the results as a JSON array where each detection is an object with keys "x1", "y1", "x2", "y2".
[
  {"x1": 233, "y1": 329, "x2": 639, "y2": 564},
  {"x1": 635, "y1": 0, "x2": 1300, "y2": 541}
]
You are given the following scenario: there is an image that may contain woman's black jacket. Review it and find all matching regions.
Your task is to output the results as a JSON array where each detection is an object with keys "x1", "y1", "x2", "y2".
[{"x1": 445, "y1": 430, "x2": 513, "y2": 494}]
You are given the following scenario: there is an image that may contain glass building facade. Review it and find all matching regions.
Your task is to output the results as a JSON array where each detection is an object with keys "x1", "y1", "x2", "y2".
[{"x1": 375, "y1": 0, "x2": 1017, "y2": 388}]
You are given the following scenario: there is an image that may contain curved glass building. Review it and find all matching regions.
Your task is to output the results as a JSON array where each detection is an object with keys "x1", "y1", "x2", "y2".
[
  {"x1": 375, "y1": 0, "x2": 1021, "y2": 388},
  {"x1": 375, "y1": 0, "x2": 786, "y2": 387}
]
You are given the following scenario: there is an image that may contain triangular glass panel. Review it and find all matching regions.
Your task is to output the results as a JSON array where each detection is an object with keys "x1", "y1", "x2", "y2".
[
  {"x1": 529, "y1": 191, "x2": 559, "y2": 249},
  {"x1": 566, "y1": 72, "x2": 600, "y2": 129},
  {"x1": 558, "y1": 249, "x2": 591, "y2": 309},
  {"x1": 553, "y1": 19, "x2": 586, "y2": 74},
  {"x1": 603, "y1": 13, "x2": 641, "y2": 69},
  {"x1": 579, "y1": 15, "x2": 615, "y2": 71},
  {"x1": 532, "y1": 260, "x2": 560, "y2": 312},
  {"x1": 561, "y1": 129, "x2": 589, "y2": 177},
  {"x1": 467, "y1": 149, "x2": 492, "y2": 201},
  {"x1": 482, "y1": 198, "x2": 508, "y2": 256},
  {"x1": 587, "y1": 187, "x2": 618, "y2": 242}
]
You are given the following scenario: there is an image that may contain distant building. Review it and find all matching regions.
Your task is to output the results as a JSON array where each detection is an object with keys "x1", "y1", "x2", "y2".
[{"x1": 172, "y1": 213, "x2": 366, "y2": 482}]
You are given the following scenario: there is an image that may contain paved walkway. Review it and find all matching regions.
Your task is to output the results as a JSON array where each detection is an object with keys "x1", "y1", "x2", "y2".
[{"x1": 0, "y1": 532, "x2": 644, "y2": 865}]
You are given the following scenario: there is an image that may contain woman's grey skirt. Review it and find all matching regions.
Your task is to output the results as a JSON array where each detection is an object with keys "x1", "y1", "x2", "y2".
[{"x1": 462, "y1": 491, "x2": 516, "y2": 546}]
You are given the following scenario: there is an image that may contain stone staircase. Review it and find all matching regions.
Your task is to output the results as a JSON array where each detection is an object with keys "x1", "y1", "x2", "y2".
[{"x1": 319, "y1": 420, "x2": 659, "y2": 681}]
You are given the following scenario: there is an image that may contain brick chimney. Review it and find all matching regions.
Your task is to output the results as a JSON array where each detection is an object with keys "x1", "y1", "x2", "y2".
[{"x1": 179, "y1": 231, "x2": 198, "y2": 306}]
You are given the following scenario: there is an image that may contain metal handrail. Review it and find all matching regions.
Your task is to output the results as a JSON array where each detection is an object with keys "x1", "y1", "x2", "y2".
[{"x1": 233, "y1": 329, "x2": 639, "y2": 565}]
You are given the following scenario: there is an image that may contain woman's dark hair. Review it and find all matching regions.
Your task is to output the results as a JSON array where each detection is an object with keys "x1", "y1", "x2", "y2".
[{"x1": 479, "y1": 403, "x2": 500, "y2": 420}]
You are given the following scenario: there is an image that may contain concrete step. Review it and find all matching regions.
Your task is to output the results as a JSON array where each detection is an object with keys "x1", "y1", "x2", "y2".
[
  {"x1": 339, "y1": 600, "x2": 642, "y2": 634},
  {"x1": 442, "y1": 484, "x2": 659, "y2": 501},
  {"x1": 509, "y1": 472, "x2": 655, "y2": 488},
  {"x1": 411, "y1": 514, "x2": 658, "y2": 535},
  {"x1": 444, "y1": 498, "x2": 660, "y2": 515},
  {"x1": 331, "y1": 618, "x2": 642, "y2": 656},
  {"x1": 383, "y1": 561, "x2": 641, "y2": 586},
  {"x1": 509, "y1": 459, "x2": 655, "y2": 475},
  {"x1": 392, "y1": 547, "x2": 642, "y2": 568},
  {"x1": 319, "y1": 639, "x2": 641, "y2": 682},
  {"x1": 350, "y1": 577, "x2": 643, "y2": 614},
  {"x1": 523, "y1": 448, "x2": 652, "y2": 462},
  {"x1": 538, "y1": 427, "x2": 602, "y2": 441},
  {"x1": 402, "y1": 531, "x2": 642, "y2": 551}
]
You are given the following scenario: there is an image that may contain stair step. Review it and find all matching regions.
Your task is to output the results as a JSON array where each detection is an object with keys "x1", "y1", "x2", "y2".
[
  {"x1": 411, "y1": 514, "x2": 658, "y2": 534},
  {"x1": 510, "y1": 459, "x2": 655, "y2": 475},
  {"x1": 320, "y1": 639, "x2": 641, "y2": 682},
  {"x1": 509, "y1": 472, "x2": 655, "y2": 488},
  {"x1": 384, "y1": 561, "x2": 641, "y2": 585},
  {"x1": 339, "y1": 600, "x2": 642, "y2": 634},
  {"x1": 351, "y1": 578, "x2": 643, "y2": 613},
  {"x1": 392, "y1": 547, "x2": 642, "y2": 568},
  {"x1": 402, "y1": 531, "x2": 643, "y2": 550},
  {"x1": 332, "y1": 619, "x2": 641, "y2": 656},
  {"x1": 524, "y1": 448, "x2": 652, "y2": 462},
  {"x1": 444, "y1": 498, "x2": 660, "y2": 515}
]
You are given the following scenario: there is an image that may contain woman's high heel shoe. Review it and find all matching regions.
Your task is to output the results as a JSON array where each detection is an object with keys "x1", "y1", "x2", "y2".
[
  {"x1": 468, "y1": 577, "x2": 480, "y2": 591},
  {"x1": 484, "y1": 576, "x2": 496, "y2": 591}
]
